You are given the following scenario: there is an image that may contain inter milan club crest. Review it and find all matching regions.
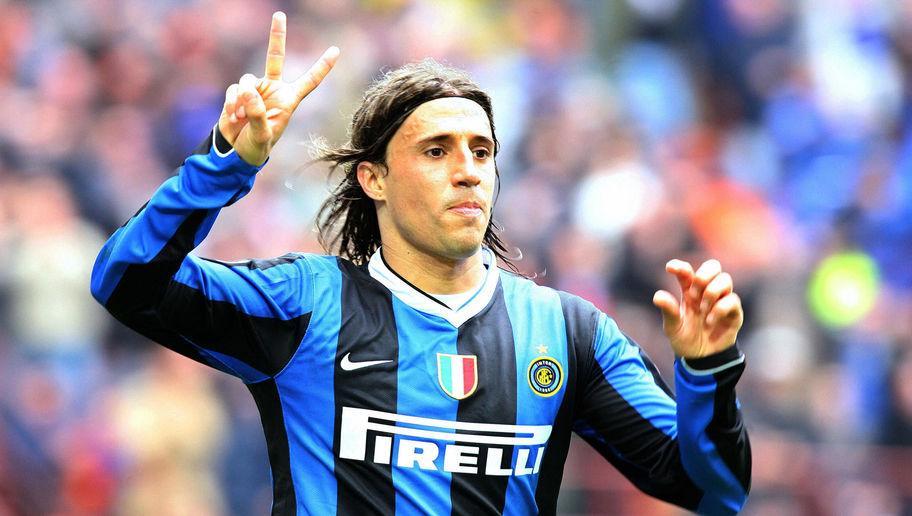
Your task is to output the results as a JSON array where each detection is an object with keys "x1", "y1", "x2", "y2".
[
  {"x1": 528, "y1": 356, "x2": 564, "y2": 397},
  {"x1": 437, "y1": 353, "x2": 478, "y2": 400}
]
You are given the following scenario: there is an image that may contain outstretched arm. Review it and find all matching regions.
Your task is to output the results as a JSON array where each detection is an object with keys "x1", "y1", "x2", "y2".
[
  {"x1": 573, "y1": 259, "x2": 750, "y2": 514},
  {"x1": 91, "y1": 13, "x2": 338, "y2": 381},
  {"x1": 653, "y1": 259, "x2": 750, "y2": 513}
]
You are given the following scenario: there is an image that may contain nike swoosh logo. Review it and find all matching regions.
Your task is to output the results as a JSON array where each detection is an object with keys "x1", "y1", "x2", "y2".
[{"x1": 340, "y1": 352, "x2": 393, "y2": 371}]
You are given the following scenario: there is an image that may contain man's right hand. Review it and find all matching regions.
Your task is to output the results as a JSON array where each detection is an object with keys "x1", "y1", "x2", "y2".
[{"x1": 218, "y1": 11, "x2": 339, "y2": 166}]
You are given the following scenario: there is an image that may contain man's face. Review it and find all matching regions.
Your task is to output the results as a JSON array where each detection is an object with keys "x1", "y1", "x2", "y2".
[{"x1": 366, "y1": 97, "x2": 497, "y2": 262}]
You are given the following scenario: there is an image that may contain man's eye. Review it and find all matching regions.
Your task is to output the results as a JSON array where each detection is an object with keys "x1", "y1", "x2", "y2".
[
  {"x1": 427, "y1": 148, "x2": 444, "y2": 158},
  {"x1": 474, "y1": 148, "x2": 490, "y2": 159}
]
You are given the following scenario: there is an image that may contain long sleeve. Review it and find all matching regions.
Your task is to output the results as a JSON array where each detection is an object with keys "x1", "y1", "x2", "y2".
[
  {"x1": 90, "y1": 128, "x2": 314, "y2": 383},
  {"x1": 573, "y1": 313, "x2": 750, "y2": 515},
  {"x1": 674, "y1": 346, "x2": 751, "y2": 513}
]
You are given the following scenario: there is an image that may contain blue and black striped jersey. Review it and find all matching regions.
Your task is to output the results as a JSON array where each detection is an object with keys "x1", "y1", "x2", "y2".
[{"x1": 91, "y1": 129, "x2": 751, "y2": 515}]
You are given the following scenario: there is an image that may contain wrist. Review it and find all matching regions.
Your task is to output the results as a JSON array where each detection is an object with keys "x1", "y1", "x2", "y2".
[
  {"x1": 679, "y1": 345, "x2": 743, "y2": 375},
  {"x1": 214, "y1": 125, "x2": 234, "y2": 156}
]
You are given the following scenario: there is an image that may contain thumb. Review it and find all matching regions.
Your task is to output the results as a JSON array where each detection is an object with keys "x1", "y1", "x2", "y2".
[{"x1": 653, "y1": 290, "x2": 682, "y2": 333}]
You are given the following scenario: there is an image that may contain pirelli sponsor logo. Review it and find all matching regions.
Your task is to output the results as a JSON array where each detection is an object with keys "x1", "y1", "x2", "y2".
[{"x1": 339, "y1": 407, "x2": 552, "y2": 476}]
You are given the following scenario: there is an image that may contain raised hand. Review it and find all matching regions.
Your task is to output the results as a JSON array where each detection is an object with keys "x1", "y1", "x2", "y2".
[
  {"x1": 218, "y1": 11, "x2": 339, "y2": 166},
  {"x1": 652, "y1": 259, "x2": 744, "y2": 359}
]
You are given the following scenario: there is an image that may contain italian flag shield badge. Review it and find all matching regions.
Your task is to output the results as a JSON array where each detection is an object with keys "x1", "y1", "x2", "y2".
[{"x1": 437, "y1": 353, "x2": 478, "y2": 400}]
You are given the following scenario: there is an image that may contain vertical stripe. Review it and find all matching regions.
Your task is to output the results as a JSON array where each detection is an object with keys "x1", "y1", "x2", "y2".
[
  {"x1": 272, "y1": 256, "x2": 342, "y2": 513},
  {"x1": 440, "y1": 355, "x2": 453, "y2": 394},
  {"x1": 247, "y1": 379, "x2": 296, "y2": 515},
  {"x1": 462, "y1": 359, "x2": 474, "y2": 396},
  {"x1": 333, "y1": 261, "x2": 399, "y2": 515},
  {"x1": 391, "y1": 297, "x2": 459, "y2": 515},
  {"x1": 451, "y1": 357, "x2": 464, "y2": 397},
  {"x1": 532, "y1": 291, "x2": 587, "y2": 515},
  {"x1": 501, "y1": 275, "x2": 569, "y2": 516},
  {"x1": 451, "y1": 284, "x2": 517, "y2": 514}
]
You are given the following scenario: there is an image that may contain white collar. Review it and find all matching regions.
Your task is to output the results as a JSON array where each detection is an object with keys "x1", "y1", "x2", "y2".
[{"x1": 367, "y1": 247, "x2": 500, "y2": 328}]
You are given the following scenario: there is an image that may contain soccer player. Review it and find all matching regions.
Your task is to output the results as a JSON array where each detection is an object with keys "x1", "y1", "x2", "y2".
[{"x1": 91, "y1": 12, "x2": 750, "y2": 516}]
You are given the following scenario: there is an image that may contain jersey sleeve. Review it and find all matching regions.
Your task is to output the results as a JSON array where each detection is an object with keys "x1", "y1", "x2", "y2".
[
  {"x1": 90, "y1": 128, "x2": 314, "y2": 383},
  {"x1": 572, "y1": 309, "x2": 750, "y2": 515}
]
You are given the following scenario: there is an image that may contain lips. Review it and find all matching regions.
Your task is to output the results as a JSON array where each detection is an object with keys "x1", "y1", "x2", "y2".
[{"x1": 448, "y1": 201, "x2": 484, "y2": 217}]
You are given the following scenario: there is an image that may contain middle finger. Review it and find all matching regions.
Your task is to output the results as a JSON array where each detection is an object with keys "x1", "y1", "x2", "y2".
[
  {"x1": 264, "y1": 12, "x2": 287, "y2": 80},
  {"x1": 700, "y1": 272, "x2": 733, "y2": 313}
]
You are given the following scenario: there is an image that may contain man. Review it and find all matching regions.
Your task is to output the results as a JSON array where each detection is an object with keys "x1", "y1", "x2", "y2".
[{"x1": 91, "y1": 12, "x2": 750, "y2": 516}]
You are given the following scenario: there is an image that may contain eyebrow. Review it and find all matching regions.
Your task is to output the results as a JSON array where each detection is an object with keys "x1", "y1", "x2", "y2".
[{"x1": 415, "y1": 133, "x2": 495, "y2": 149}]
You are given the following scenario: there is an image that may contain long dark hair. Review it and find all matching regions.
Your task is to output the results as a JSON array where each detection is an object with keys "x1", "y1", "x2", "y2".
[{"x1": 314, "y1": 59, "x2": 517, "y2": 270}]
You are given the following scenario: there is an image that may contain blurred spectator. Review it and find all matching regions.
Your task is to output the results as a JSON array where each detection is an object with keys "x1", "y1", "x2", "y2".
[
  {"x1": 112, "y1": 349, "x2": 228, "y2": 515},
  {"x1": 5, "y1": 175, "x2": 107, "y2": 414},
  {"x1": 882, "y1": 349, "x2": 912, "y2": 447}
]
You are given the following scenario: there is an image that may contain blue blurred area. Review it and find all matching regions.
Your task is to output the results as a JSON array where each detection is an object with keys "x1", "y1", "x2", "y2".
[{"x1": 1, "y1": 0, "x2": 911, "y2": 514}]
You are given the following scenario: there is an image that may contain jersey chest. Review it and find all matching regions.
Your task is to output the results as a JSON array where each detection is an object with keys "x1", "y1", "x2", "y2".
[
  {"x1": 328, "y1": 281, "x2": 569, "y2": 414},
  {"x1": 280, "y1": 276, "x2": 572, "y2": 480}
]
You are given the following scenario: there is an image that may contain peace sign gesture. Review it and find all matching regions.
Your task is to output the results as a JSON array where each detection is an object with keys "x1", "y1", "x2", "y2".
[{"x1": 218, "y1": 12, "x2": 339, "y2": 166}]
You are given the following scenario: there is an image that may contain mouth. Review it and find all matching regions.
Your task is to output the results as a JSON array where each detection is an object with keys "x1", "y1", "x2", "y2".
[{"x1": 448, "y1": 201, "x2": 485, "y2": 218}]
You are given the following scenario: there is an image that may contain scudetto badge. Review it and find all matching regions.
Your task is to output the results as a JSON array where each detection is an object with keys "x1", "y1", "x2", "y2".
[
  {"x1": 437, "y1": 353, "x2": 478, "y2": 400},
  {"x1": 527, "y1": 356, "x2": 563, "y2": 397}
]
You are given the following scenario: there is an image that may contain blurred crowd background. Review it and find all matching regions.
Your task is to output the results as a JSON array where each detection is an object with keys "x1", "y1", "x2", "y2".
[{"x1": 1, "y1": 0, "x2": 911, "y2": 514}]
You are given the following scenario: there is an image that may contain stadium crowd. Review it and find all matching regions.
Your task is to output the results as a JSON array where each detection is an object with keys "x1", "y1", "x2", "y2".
[{"x1": 1, "y1": 0, "x2": 911, "y2": 514}]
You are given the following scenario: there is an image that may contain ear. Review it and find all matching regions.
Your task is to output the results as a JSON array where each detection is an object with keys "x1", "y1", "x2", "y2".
[{"x1": 356, "y1": 161, "x2": 386, "y2": 201}]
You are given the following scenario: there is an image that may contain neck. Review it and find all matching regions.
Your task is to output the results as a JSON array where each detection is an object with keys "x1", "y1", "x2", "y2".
[{"x1": 379, "y1": 244, "x2": 485, "y2": 295}]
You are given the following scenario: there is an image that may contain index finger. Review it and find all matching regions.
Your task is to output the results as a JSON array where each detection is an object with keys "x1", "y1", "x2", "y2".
[
  {"x1": 264, "y1": 12, "x2": 286, "y2": 80},
  {"x1": 293, "y1": 46, "x2": 340, "y2": 102},
  {"x1": 693, "y1": 259, "x2": 722, "y2": 289},
  {"x1": 665, "y1": 259, "x2": 695, "y2": 298}
]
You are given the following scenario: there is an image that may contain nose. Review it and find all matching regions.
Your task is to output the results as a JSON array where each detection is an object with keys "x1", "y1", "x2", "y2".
[{"x1": 452, "y1": 147, "x2": 482, "y2": 187}]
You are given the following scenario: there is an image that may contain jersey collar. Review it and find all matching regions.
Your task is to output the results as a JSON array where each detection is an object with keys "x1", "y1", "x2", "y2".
[{"x1": 367, "y1": 247, "x2": 500, "y2": 328}]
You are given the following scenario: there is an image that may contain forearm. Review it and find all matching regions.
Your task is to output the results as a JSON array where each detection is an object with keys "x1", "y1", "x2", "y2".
[
  {"x1": 574, "y1": 312, "x2": 705, "y2": 509},
  {"x1": 675, "y1": 345, "x2": 751, "y2": 515},
  {"x1": 90, "y1": 127, "x2": 261, "y2": 312}
]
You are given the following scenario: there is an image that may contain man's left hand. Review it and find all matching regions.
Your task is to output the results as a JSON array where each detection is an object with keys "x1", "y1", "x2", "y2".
[{"x1": 652, "y1": 259, "x2": 744, "y2": 359}]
